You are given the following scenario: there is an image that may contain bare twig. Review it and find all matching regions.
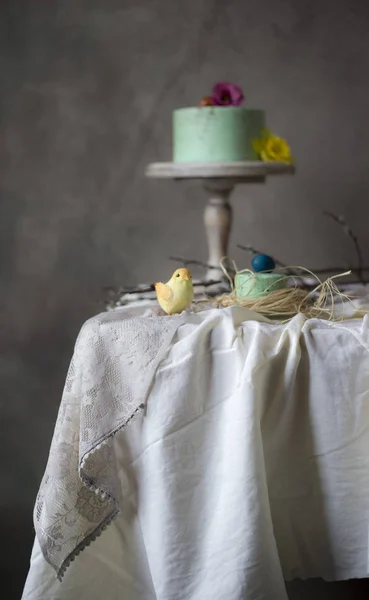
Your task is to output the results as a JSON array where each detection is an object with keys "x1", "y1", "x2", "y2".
[
  {"x1": 170, "y1": 249, "x2": 368, "y2": 280},
  {"x1": 236, "y1": 244, "x2": 287, "y2": 267},
  {"x1": 168, "y1": 256, "x2": 215, "y2": 270},
  {"x1": 310, "y1": 266, "x2": 369, "y2": 275},
  {"x1": 104, "y1": 278, "x2": 225, "y2": 298},
  {"x1": 237, "y1": 242, "x2": 369, "y2": 280},
  {"x1": 104, "y1": 284, "x2": 155, "y2": 295},
  {"x1": 236, "y1": 244, "x2": 301, "y2": 276},
  {"x1": 324, "y1": 212, "x2": 364, "y2": 283},
  {"x1": 169, "y1": 255, "x2": 237, "y2": 280}
]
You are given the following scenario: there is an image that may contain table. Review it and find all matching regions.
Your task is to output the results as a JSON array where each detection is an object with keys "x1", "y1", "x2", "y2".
[
  {"x1": 22, "y1": 306, "x2": 369, "y2": 600},
  {"x1": 146, "y1": 162, "x2": 294, "y2": 281}
]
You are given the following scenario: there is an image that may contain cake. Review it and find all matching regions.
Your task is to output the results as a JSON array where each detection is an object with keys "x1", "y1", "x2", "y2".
[
  {"x1": 173, "y1": 107, "x2": 265, "y2": 163},
  {"x1": 172, "y1": 81, "x2": 293, "y2": 165}
]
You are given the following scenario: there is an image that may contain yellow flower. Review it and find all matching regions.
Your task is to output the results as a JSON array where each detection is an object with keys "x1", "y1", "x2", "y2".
[{"x1": 253, "y1": 129, "x2": 293, "y2": 164}]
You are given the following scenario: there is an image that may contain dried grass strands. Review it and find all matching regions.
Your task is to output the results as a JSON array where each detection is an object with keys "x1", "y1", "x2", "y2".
[{"x1": 196, "y1": 265, "x2": 369, "y2": 322}]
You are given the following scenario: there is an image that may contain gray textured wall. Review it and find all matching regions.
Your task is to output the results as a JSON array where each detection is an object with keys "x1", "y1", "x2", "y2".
[{"x1": 1, "y1": 0, "x2": 369, "y2": 598}]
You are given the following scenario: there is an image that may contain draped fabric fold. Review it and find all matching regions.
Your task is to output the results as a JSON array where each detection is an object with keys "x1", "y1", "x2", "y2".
[{"x1": 34, "y1": 308, "x2": 184, "y2": 578}]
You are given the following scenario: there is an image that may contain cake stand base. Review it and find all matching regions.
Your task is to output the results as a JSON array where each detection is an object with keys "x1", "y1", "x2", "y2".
[{"x1": 203, "y1": 180, "x2": 233, "y2": 282}]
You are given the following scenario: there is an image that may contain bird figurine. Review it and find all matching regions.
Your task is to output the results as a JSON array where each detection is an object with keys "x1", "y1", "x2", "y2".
[{"x1": 155, "y1": 268, "x2": 194, "y2": 315}]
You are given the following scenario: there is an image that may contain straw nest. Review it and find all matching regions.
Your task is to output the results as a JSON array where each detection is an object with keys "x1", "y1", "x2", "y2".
[{"x1": 196, "y1": 264, "x2": 368, "y2": 322}]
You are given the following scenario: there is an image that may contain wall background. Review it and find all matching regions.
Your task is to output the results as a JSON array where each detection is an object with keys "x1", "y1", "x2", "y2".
[{"x1": 1, "y1": 0, "x2": 369, "y2": 597}]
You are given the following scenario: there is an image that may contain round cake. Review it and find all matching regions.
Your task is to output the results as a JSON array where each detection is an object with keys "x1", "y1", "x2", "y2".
[{"x1": 173, "y1": 106, "x2": 265, "y2": 163}]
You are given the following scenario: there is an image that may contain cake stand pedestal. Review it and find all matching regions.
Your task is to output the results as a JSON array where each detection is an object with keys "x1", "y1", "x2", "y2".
[{"x1": 145, "y1": 161, "x2": 294, "y2": 284}]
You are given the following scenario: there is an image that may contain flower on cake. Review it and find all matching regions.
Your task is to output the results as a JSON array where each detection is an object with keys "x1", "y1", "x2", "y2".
[
  {"x1": 212, "y1": 82, "x2": 244, "y2": 106},
  {"x1": 198, "y1": 82, "x2": 244, "y2": 107},
  {"x1": 198, "y1": 96, "x2": 214, "y2": 107},
  {"x1": 253, "y1": 129, "x2": 293, "y2": 164}
]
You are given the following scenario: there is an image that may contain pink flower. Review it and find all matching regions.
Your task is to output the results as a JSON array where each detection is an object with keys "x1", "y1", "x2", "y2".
[{"x1": 211, "y1": 82, "x2": 244, "y2": 106}]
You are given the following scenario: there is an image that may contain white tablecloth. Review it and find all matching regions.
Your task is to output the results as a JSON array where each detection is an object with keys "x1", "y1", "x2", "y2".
[{"x1": 22, "y1": 307, "x2": 369, "y2": 600}]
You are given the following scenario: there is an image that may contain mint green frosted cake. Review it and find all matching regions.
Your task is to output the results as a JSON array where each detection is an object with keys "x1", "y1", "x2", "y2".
[{"x1": 173, "y1": 107, "x2": 265, "y2": 163}]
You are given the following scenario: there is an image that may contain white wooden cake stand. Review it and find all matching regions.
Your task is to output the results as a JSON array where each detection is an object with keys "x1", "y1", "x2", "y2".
[{"x1": 145, "y1": 161, "x2": 295, "y2": 283}]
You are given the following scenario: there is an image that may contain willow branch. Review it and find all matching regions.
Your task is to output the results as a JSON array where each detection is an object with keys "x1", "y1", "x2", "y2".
[
  {"x1": 237, "y1": 242, "x2": 369, "y2": 279},
  {"x1": 168, "y1": 256, "x2": 215, "y2": 269},
  {"x1": 236, "y1": 244, "x2": 299, "y2": 275},
  {"x1": 323, "y1": 212, "x2": 364, "y2": 283},
  {"x1": 104, "y1": 278, "x2": 225, "y2": 297}
]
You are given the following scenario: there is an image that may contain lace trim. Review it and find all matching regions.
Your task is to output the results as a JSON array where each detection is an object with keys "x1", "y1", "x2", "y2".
[{"x1": 57, "y1": 403, "x2": 145, "y2": 580}]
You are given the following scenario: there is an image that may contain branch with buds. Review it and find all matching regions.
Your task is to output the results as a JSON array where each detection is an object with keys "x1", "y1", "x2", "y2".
[{"x1": 105, "y1": 212, "x2": 368, "y2": 307}]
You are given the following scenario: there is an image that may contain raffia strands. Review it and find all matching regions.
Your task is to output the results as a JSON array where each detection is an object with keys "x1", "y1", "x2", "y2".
[{"x1": 196, "y1": 264, "x2": 369, "y2": 322}]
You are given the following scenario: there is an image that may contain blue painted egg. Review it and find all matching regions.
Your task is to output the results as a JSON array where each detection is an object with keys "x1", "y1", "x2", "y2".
[{"x1": 252, "y1": 254, "x2": 276, "y2": 273}]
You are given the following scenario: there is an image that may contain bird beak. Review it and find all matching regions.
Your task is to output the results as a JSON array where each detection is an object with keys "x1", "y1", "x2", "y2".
[{"x1": 183, "y1": 274, "x2": 190, "y2": 280}]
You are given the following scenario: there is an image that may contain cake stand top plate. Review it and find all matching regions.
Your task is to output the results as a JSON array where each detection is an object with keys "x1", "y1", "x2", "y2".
[{"x1": 145, "y1": 161, "x2": 295, "y2": 180}]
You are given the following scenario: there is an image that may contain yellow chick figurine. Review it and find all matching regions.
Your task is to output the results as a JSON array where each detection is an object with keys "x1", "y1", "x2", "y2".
[{"x1": 155, "y1": 268, "x2": 194, "y2": 315}]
